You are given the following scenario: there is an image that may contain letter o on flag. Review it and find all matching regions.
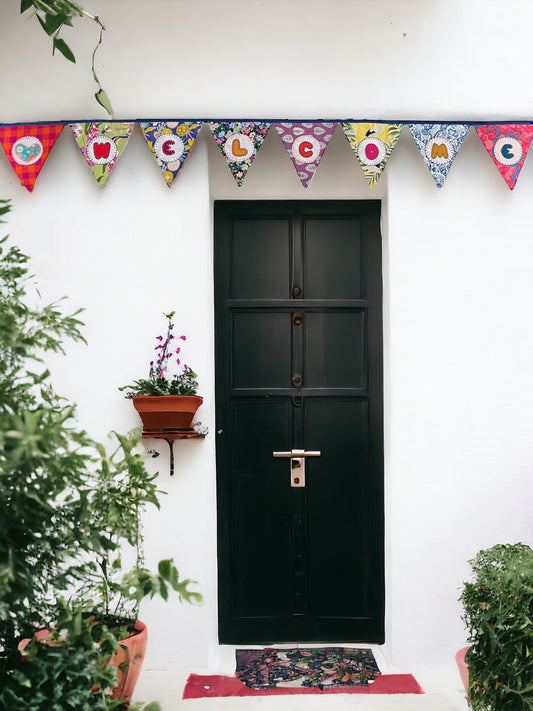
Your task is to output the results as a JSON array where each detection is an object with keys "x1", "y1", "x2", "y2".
[
  {"x1": 357, "y1": 137, "x2": 387, "y2": 166},
  {"x1": 494, "y1": 136, "x2": 522, "y2": 166},
  {"x1": 291, "y1": 135, "x2": 321, "y2": 164}
]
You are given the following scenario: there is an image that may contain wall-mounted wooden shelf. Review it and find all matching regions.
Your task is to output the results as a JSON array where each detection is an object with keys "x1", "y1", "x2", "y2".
[{"x1": 141, "y1": 428, "x2": 207, "y2": 475}]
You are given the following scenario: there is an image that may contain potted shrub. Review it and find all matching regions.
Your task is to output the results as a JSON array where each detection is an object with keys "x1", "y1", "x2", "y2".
[
  {"x1": 120, "y1": 311, "x2": 203, "y2": 431},
  {"x1": 459, "y1": 542, "x2": 533, "y2": 711},
  {"x1": 14, "y1": 429, "x2": 202, "y2": 706},
  {"x1": 0, "y1": 201, "x2": 200, "y2": 709},
  {"x1": 76, "y1": 429, "x2": 203, "y2": 701}
]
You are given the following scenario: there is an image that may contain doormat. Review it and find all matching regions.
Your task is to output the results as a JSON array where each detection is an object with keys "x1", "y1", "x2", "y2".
[
  {"x1": 183, "y1": 672, "x2": 424, "y2": 698},
  {"x1": 236, "y1": 647, "x2": 380, "y2": 689}
]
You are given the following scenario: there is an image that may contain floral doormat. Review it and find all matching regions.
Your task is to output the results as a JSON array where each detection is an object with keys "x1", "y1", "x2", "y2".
[{"x1": 235, "y1": 647, "x2": 381, "y2": 689}]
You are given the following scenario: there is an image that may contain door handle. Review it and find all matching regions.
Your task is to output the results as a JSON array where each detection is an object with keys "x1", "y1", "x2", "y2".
[
  {"x1": 272, "y1": 449, "x2": 321, "y2": 458},
  {"x1": 273, "y1": 449, "x2": 321, "y2": 488}
]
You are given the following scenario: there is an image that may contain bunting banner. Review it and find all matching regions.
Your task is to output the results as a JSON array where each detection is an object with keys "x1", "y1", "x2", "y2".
[
  {"x1": 408, "y1": 123, "x2": 469, "y2": 188},
  {"x1": 0, "y1": 123, "x2": 64, "y2": 192},
  {"x1": 342, "y1": 122, "x2": 402, "y2": 189},
  {"x1": 475, "y1": 124, "x2": 533, "y2": 190},
  {"x1": 209, "y1": 122, "x2": 270, "y2": 186},
  {"x1": 4, "y1": 117, "x2": 533, "y2": 194},
  {"x1": 139, "y1": 121, "x2": 201, "y2": 188},
  {"x1": 274, "y1": 122, "x2": 336, "y2": 188},
  {"x1": 70, "y1": 122, "x2": 133, "y2": 187}
]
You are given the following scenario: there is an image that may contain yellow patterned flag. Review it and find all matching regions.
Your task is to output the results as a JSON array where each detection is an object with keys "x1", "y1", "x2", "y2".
[{"x1": 342, "y1": 123, "x2": 402, "y2": 188}]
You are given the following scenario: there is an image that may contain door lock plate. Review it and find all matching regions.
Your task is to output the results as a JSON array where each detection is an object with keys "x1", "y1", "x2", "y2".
[{"x1": 291, "y1": 457, "x2": 305, "y2": 487}]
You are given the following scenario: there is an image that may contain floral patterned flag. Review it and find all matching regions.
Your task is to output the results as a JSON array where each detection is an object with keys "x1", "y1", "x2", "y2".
[
  {"x1": 342, "y1": 122, "x2": 402, "y2": 189},
  {"x1": 0, "y1": 123, "x2": 64, "y2": 192},
  {"x1": 209, "y1": 122, "x2": 270, "y2": 186},
  {"x1": 70, "y1": 122, "x2": 134, "y2": 187},
  {"x1": 408, "y1": 123, "x2": 469, "y2": 188},
  {"x1": 139, "y1": 121, "x2": 202, "y2": 187},
  {"x1": 274, "y1": 122, "x2": 337, "y2": 188},
  {"x1": 475, "y1": 124, "x2": 533, "y2": 190}
]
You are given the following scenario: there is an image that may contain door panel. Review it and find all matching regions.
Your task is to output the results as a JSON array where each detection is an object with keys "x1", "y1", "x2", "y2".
[
  {"x1": 230, "y1": 218, "x2": 290, "y2": 299},
  {"x1": 231, "y1": 398, "x2": 292, "y2": 617},
  {"x1": 304, "y1": 311, "x2": 366, "y2": 388},
  {"x1": 306, "y1": 397, "x2": 371, "y2": 618},
  {"x1": 215, "y1": 200, "x2": 384, "y2": 644},
  {"x1": 232, "y1": 312, "x2": 291, "y2": 388},
  {"x1": 304, "y1": 218, "x2": 363, "y2": 299}
]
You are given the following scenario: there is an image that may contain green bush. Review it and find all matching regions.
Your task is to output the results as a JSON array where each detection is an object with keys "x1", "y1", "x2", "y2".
[
  {"x1": 460, "y1": 543, "x2": 533, "y2": 710},
  {"x1": 0, "y1": 200, "x2": 187, "y2": 709}
]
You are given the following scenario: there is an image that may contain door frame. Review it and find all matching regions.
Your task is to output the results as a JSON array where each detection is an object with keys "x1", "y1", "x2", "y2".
[{"x1": 214, "y1": 199, "x2": 385, "y2": 644}]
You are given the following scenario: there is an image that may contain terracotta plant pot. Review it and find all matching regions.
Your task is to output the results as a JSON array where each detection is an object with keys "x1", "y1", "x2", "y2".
[
  {"x1": 18, "y1": 620, "x2": 148, "y2": 703},
  {"x1": 456, "y1": 646, "x2": 470, "y2": 698},
  {"x1": 112, "y1": 619, "x2": 148, "y2": 702},
  {"x1": 132, "y1": 395, "x2": 203, "y2": 430}
]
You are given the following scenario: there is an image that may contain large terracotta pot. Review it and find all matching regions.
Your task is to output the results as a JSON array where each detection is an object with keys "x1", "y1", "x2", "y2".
[
  {"x1": 132, "y1": 395, "x2": 203, "y2": 430},
  {"x1": 456, "y1": 646, "x2": 470, "y2": 698},
  {"x1": 19, "y1": 619, "x2": 148, "y2": 703},
  {"x1": 112, "y1": 619, "x2": 148, "y2": 701}
]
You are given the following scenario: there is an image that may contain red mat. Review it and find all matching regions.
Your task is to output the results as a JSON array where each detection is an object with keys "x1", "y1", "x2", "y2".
[{"x1": 183, "y1": 672, "x2": 424, "y2": 698}]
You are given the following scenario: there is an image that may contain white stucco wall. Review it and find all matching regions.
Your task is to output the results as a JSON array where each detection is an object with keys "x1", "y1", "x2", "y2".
[{"x1": 1, "y1": 0, "x2": 532, "y2": 676}]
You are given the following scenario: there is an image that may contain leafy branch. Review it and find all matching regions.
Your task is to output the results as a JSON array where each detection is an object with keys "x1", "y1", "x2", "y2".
[{"x1": 19, "y1": 0, "x2": 113, "y2": 115}]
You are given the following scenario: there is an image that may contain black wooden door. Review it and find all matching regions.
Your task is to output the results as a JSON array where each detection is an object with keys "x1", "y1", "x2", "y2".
[{"x1": 215, "y1": 200, "x2": 384, "y2": 644}]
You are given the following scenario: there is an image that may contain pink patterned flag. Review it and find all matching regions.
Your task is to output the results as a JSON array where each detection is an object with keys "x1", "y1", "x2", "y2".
[
  {"x1": 475, "y1": 124, "x2": 533, "y2": 190},
  {"x1": 209, "y1": 122, "x2": 270, "y2": 186},
  {"x1": 70, "y1": 122, "x2": 134, "y2": 187},
  {"x1": 0, "y1": 123, "x2": 64, "y2": 192},
  {"x1": 139, "y1": 121, "x2": 202, "y2": 187},
  {"x1": 274, "y1": 122, "x2": 337, "y2": 188}
]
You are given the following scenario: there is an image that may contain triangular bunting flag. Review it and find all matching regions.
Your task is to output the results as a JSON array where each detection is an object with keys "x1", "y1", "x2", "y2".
[
  {"x1": 475, "y1": 124, "x2": 533, "y2": 190},
  {"x1": 209, "y1": 122, "x2": 270, "y2": 186},
  {"x1": 0, "y1": 123, "x2": 64, "y2": 192},
  {"x1": 70, "y1": 122, "x2": 134, "y2": 187},
  {"x1": 139, "y1": 121, "x2": 201, "y2": 187},
  {"x1": 342, "y1": 122, "x2": 402, "y2": 188},
  {"x1": 408, "y1": 123, "x2": 469, "y2": 188},
  {"x1": 274, "y1": 122, "x2": 337, "y2": 188}
]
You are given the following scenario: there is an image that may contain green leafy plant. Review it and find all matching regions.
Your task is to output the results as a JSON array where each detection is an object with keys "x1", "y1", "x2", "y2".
[
  {"x1": 19, "y1": 0, "x2": 112, "y2": 114},
  {"x1": 0, "y1": 200, "x2": 199, "y2": 708},
  {"x1": 460, "y1": 543, "x2": 533, "y2": 711},
  {"x1": 120, "y1": 311, "x2": 200, "y2": 398},
  {"x1": 78, "y1": 429, "x2": 202, "y2": 623}
]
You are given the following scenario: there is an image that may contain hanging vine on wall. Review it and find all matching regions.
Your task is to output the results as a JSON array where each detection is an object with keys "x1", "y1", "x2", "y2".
[{"x1": 19, "y1": 0, "x2": 112, "y2": 115}]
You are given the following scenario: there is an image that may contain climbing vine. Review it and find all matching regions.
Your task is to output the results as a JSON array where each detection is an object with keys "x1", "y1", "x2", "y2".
[{"x1": 19, "y1": 0, "x2": 112, "y2": 114}]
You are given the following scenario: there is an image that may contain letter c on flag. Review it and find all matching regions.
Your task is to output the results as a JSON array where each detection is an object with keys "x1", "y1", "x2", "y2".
[
  {"x1": 291, "y1": 135, "x2": 321, "y2": 164},
  {"x1": 298, "y1": 141, "x2": 314, "y2": 159}
]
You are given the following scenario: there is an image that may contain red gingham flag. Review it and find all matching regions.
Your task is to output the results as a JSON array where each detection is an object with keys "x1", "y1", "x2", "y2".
[{"x1": 0, "y1": 124, "x2": 64, "y2": 192}]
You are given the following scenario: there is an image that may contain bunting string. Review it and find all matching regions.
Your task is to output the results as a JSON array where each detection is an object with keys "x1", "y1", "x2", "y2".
[{"x1": 1, "y1": 119, "x2": 533, "y2": 192}]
